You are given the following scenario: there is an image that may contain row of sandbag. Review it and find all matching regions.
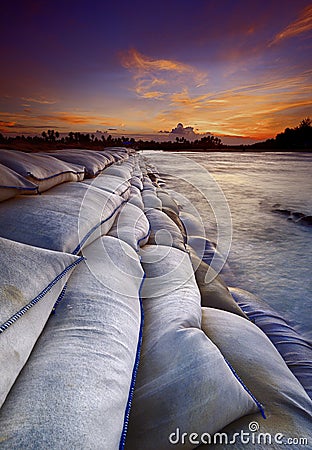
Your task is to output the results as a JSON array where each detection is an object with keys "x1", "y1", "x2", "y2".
[
  {"x1": 0, "y1": 154, "x2": 311, "y2": 449},
  {"x1": 0, "y1": 155, "x2": 151, "y2": 448},
  {"x1": 0, "y1": 147, "x2": 131, "y2": 202},
  {"x1": 125, "y1": 159, "x2": 312, "y2": 449},
  {"x1": 0, "y1": 154, "x2": 147, "y2": 254},
  {"x1": 0, "y1": 156, "x2": 259, "y2": 449}
]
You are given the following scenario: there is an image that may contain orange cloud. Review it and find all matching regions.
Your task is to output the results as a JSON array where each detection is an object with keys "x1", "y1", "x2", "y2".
[
  {"x1": 21, "y1": 96, "x2": 57, "y2": 104},
  {"x1": 270, "y1": 4, "x2": 312, "y2": 46},
  {"x1": 155, "y1": 70, "x2": 312, "y2": 140},
  {"x1": 121, "y1": 48, "x2": 194, "y2": 74},
  {"x1": 38, "y1": 113, "x2": 123, "y2": 127},
  {"x1": 0, "y1": 121, "x2": 16, "y2": 127},
  {"x1": 120, "y1": 48, "x2": 208, "y2": 100}
]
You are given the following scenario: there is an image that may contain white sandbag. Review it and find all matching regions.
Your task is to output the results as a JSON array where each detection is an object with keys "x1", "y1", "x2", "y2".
[
  {"x1": 132, "y1": 169, "x2": 143, "y2": 180},
  {"x1": 157, "y1": 190, "x2": 180, "y2": 214},
  {"x1": 130, "y1": 184, "x2": 142, "y2": 196},
  {"x1": 180, "y1": 211, "x2": 206, "y2": 238},
  {"x1": 102, "y1": 164, "x2": 132, "y2": 180},
  {"x1": 162, "y1": 207, "x2": 186, "y2": 239},
  {"x1": 200, "y1": 307, "x2": 312, "y2": 449},
  {"x1": 188, "y1": 235, "x2": 234, "y2": 283},
  {"x1": 142, "y1": 190, "x2": 162, "y2": 210},
  {"x1": 0, "y1": 237, "x2": 82, "y2": 408},
  {"x1": 128, "y1": 190, "x2": 145, "y2": 211},
  {"x1": 104, "y1": 147, "x2": 129, "y2": 163},
  {"x1": 0, "y1": 236, "x2": 144, "y2": 450},
  {"x1": 0, "y1": 163, "x2": 38, "y2": 202},
  {"x1": 187, "y1": 246, "x2": 248, "y2": 318},
  {"x1": 104, "y1": 147, "x2": 128, "y2": 156},
  {"x1": 82, "y1": 173, "x2": 131, "y2": 199},
  {"x1": 126, "y1": 245, "x2": 261, "y2": 450},
  {"x1": 143, "y1": 177, "x2": 157, "y2": 192},
  {"x1": 0, "y1": 149, "x2": 85, "y2": 192},
  {"x1": 97, "y1": 150, "x2": 116, "y2": 165},
  {"x1": 46, "y1": 149, "x2": 110, "y2": 177},
  {"x1": 108, "y1": 202, "x2": 150, "y2": 250},
  {"x1": 131, "y1": 176, "x2": 143, "y2": 191},
  {"x1": 0, "y1": 182, "x2": 124, "y2": 253},
  {"x1": 230, "y1": 287, "x2": 312, "y2": 400},
  {"x1": 145, "y1": 208, "x2": 185, "y2": 251}
]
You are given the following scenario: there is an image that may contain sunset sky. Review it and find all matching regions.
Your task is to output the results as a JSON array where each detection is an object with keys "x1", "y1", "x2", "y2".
[{"x1": 1, "y1": 0, "x2": 312, "y2": 144}]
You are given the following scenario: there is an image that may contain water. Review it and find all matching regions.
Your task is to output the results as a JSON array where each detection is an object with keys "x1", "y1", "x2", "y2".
[{"x1": 144, "y1": 151, "x2": 312, "y2": 341}]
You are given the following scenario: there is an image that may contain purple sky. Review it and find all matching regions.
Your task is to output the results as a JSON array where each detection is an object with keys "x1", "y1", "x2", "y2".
[{"x1": 1, "y1": 0, "x2": 312, "y2": 144}]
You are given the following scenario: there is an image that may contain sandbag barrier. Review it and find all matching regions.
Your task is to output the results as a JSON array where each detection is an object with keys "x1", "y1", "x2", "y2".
[
  {"x1": 0, "y1": 148, "x2": 148, "y2": 449},
  {"x1": 0, "y1": 149, "x2": 311, "y2": 449}
]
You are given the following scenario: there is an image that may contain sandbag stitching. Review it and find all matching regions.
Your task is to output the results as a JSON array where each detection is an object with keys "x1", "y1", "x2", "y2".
[
  {"x1": 72, "y1": 200, "x2": 127, "y2": 255},
  {"x1": 119, "y1": 272, "x2": 146, "y2": 450},
  {"x1": 0, "y1": 257, "x2": 84, "y2": 334},
  {"x1": 224, "y1": 357, "x2": 266, "y2": 419}
]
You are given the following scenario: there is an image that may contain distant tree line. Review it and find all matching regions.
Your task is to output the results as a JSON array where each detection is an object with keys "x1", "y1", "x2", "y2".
[
  {"x1": 135, "y1": 134, "x2": 223, "y2": 150},
  {"x1": 0, "y1": 130, "x2": 136, "y2": 150},
  {"x1": 246, "y1": 118, "x2": 312, "y2": 150},
  {"x1": 0, "y1": 118, "x2": 311, "y2": 151},
  {"x1": 0, "y1": 129, "x2": 223, "y2": 150}
]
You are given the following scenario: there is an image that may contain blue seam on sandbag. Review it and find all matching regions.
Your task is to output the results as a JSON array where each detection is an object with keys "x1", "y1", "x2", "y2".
[
  {"x1": 72, "y1": 200, "x2": 126, "y2": 255},
  {"x1": 0, "y1": 257, "x2": 84, "y2": 334},
  {"x1": 52, "y1": 283, "x2": 68, "y2": 313},
  {"x1": 0, "y1": 185, "x2": 39, "y2": 192},
  {"x1": 224, "y1": 357, "x2": 266, "y2": 419},
  {"x1": 120, "y1": 185, "x2": 131, "y2": 197},
  {"x1": 27, "y1": 170, "x2": 85, "y2": 181},
  {"x1": 137, "y1": 223, "x2": 151, "y2": 250},
  {"x1": 119, "y1": 272, "x2": 146, "y2": 450}
]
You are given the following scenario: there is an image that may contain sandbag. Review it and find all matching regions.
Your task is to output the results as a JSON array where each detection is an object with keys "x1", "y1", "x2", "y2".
[
  {"x1": 0, "y1": 163, "x2": 38, "y2": 202},
  {"x1": 46, "y1": 149, "x2": 110, "y2": 177},
  {"x1": 0, "y1": 237, "x2": 82, "y2": 408},
  {"x1": 187, "y1": 246, "x2": 248, "y2": 318},
  {"x1": 0, "y1": 182, "x2": 124, "y2": 253},
  {"x1": 102, "y1": 164, "x2": 132, "y2": 180},
  {"x1": 130, "y1": 176, "x2": 143, "y2": 191},
  {"x1": 105, "y1": 146, "x2": 129, "y2": 153},
  {"x1": 97, "y1": 150, "x2": 116, "y2": 165},
  {"x1": 230, "y1": 287, "x2": 312, "y2": 400},
  {"x1": 145, "y1": 208, "x2": 185, "y2": 251},
  {"x1": 142, "y1": 190, "x2": 162, "y2": 210},
  {"x1": 126, "y1": 245, "x2": 261, "y2": 450},
  {"x1": 128, "y1": 189, "x2": 145, "y2": 210},
  {"x1": 82, "y1": 173, "x2": 131, "y2": 199},
  {"x1": 108, "y1": 202, "x2": 150, "y2": 250},
  {"x1": 0, "y1": 236, "x2": 144, "y2": 450},
  {"x1": 180, "y1": 211, "x2": 206, "y2": 238},
  {"x1": 162, "y1": 207, "x2": 186, "y2": 240},
  {"x1": 0, "y1": 149, "x2": 85, "y2": 192},
  {"x1": 157, "y1": 190, "x2": 180, "y2": 214},
  {"x1": 104, "y1": 147, "x2": 129, "y2": 163},
  {"x1": 130, "y1": 184, "x2": 141, "y2": 196},
  {"x1": 199, "y1": 307, "x2": 312, "y2": 449},
  {"x1": 143, "y1": 177, "x2": 157, "y2": 192},
  {"x1": 188, "y1": 236, "x2": 234, "y2": 283}
]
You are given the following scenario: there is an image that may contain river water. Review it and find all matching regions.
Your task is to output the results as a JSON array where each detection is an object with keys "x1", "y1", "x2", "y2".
[{"x1": 144, "y1": 151, "x2": 312, "y2": 342}]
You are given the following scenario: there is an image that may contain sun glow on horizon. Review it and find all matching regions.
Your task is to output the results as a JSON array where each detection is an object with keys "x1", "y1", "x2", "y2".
[{"x1": 1, "y1": 2, "x2": 311, "y2": 145}]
